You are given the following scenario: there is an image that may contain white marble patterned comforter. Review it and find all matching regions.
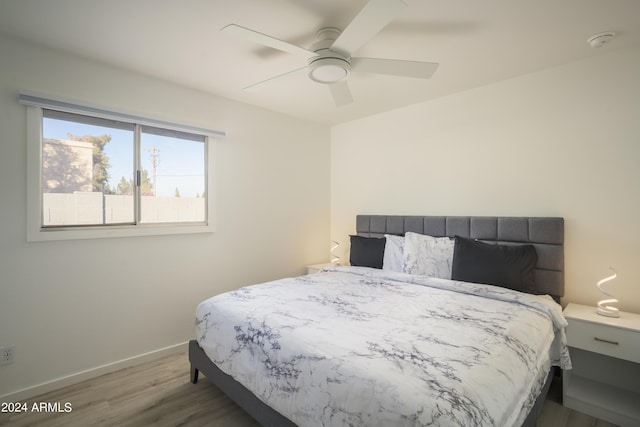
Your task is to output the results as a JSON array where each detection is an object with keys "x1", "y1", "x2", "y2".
[{"x1": 195, "y1": 266, "x2": 571, "y2": 427}]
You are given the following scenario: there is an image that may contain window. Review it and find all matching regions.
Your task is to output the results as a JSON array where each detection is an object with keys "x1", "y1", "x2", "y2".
[
  {"x1": 22, "y1": 93, "x2": 223, "y2": 241},
  {"x1": 42, "y1": 110, "x2": 136, "y2": 226}
]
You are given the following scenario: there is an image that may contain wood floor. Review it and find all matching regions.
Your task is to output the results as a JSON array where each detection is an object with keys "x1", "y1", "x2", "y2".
[{"x1": 0, "y1": 352, "x2": 617, "y2": 427}]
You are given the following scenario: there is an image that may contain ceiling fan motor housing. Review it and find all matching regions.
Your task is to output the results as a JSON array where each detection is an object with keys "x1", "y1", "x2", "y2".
[{"x1": 308, "y1": 30, "x2": 351, "y2": 84}]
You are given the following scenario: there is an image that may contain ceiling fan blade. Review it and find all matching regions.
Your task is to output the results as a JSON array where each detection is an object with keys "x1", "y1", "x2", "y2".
[
  {"x1": 351, "y1": 57, "x2": 439, "y2": 79},
  {"x1": 328, "y1": 81, "x2": 353, "y2": 106},
  {"x1": 221, "y1": 24, "x2": 315, "y2": 58},
  {"x1": 330, "y1": 0, "x2": 407, "y2": 57},
  {"x1": 244, "y1": 66, "x2": 307, "y2": 91}
]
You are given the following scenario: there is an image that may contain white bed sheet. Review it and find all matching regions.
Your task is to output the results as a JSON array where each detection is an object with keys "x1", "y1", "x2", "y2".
[{"x1": 196, "y1": 266, "x2": 570, "y2": 427}]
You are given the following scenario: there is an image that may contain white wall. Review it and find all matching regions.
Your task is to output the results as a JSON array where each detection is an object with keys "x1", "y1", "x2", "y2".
[
  {"x1": 331, "y1": 47, "x2": 640, "y2": 314},
  {"x1": 0, "y1": 35, "x2": 330, "y2": 397}
]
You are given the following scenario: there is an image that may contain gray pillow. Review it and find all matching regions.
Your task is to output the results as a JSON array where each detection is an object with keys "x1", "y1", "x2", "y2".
[
  {"x1": 350, "y1": 235, "x2": 386, "y2": 269},
  {"x1": 451, "y1": 236, "x2": 538, "y2": 293}
]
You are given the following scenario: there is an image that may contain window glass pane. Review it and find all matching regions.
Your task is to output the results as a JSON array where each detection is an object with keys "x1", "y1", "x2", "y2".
[
  {"x1": 42, "y1": 110, "x2": 135, "y2": 226},
  {"x1": 140, "y1": 126, "x2": 206, "y2": 224}
]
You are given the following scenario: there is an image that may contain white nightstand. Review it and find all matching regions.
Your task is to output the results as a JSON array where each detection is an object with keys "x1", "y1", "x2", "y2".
[
  {"x1": 562, "y1": 303, "x2": 640, "y2": 426},
  {"x1": 306, "y1": 262, "x2": 335, "y2": 275}
]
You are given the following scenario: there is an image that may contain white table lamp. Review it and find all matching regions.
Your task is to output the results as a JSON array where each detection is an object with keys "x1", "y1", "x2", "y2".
[
  {"x1": 596, "y1": 267, "x2": 619, "y2": 318},
  {"x1": 330, "y1": 240, "x2": 340, "y2": 265}
]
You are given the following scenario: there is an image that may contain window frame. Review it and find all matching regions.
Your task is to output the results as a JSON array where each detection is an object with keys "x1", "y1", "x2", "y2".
[{"x1": 23, "y1": 94, "x2": 221, "y2": 242}]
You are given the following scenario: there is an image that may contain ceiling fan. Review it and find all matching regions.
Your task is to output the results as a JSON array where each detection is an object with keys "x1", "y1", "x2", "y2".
[{"x1": 221, "y1": 0, "x2": 439, "y2": 106}]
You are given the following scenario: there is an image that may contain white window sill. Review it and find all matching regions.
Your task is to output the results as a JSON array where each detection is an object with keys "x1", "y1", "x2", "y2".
[{"x1": 27, "y1": 222, "x2": 215, "y2": 242}]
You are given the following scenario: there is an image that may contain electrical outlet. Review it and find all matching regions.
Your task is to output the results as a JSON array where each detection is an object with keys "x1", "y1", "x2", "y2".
[{"x1": 1, "y1": 345, "x2": 15, "y2": 364}]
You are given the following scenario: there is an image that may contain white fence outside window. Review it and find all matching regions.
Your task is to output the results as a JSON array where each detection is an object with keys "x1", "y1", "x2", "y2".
[{"x1": 43, "y1": 192, "x2": 205, "y2": 226}]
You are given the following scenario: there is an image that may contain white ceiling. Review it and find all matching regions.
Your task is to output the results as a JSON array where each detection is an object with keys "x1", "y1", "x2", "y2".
[{"x1": 1, "y1": 0, "x2": 639, "y2": 125}]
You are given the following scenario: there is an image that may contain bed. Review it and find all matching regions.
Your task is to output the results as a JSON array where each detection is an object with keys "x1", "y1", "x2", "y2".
[{"x1": 190, "y1": 215, "x2": 570, "y2": 427}]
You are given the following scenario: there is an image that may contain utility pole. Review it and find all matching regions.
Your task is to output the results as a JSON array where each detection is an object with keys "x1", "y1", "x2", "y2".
[{"x1": 147, "y1": 147, "x2": 160, "y2": 196}]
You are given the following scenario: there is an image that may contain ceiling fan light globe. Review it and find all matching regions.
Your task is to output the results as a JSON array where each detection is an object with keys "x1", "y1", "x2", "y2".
[{"x1": 308, "y1": 58, "x2": 351, "y2": 84}]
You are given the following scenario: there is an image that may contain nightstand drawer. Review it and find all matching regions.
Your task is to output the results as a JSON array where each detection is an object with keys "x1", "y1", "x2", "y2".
[{"x1": 567, "y1": 318, "x2": 640, "y2": 363}]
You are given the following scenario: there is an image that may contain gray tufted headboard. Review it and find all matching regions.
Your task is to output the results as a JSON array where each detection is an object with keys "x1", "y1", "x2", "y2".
[{"x1": 356, "y1": 215, "x2": 564, "y2": 301}]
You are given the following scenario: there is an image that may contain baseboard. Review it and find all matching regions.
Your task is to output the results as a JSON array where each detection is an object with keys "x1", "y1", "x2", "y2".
[{"x1": 0, "y1": 341, "x2": 189, "y2": 401}]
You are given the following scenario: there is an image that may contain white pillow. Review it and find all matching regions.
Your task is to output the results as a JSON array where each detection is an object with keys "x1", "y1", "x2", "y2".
[
  {"x1": 403, "y1": 232, "x2": 454, "y2": 279},
  {"x1": 382, "y1": 234, "x2": 404, "y2": 272}
]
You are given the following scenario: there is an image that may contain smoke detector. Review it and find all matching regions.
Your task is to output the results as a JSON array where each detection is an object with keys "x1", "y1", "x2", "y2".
[{"x1": 587, "y1": 32, "x2": 616, "y2": 48}]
